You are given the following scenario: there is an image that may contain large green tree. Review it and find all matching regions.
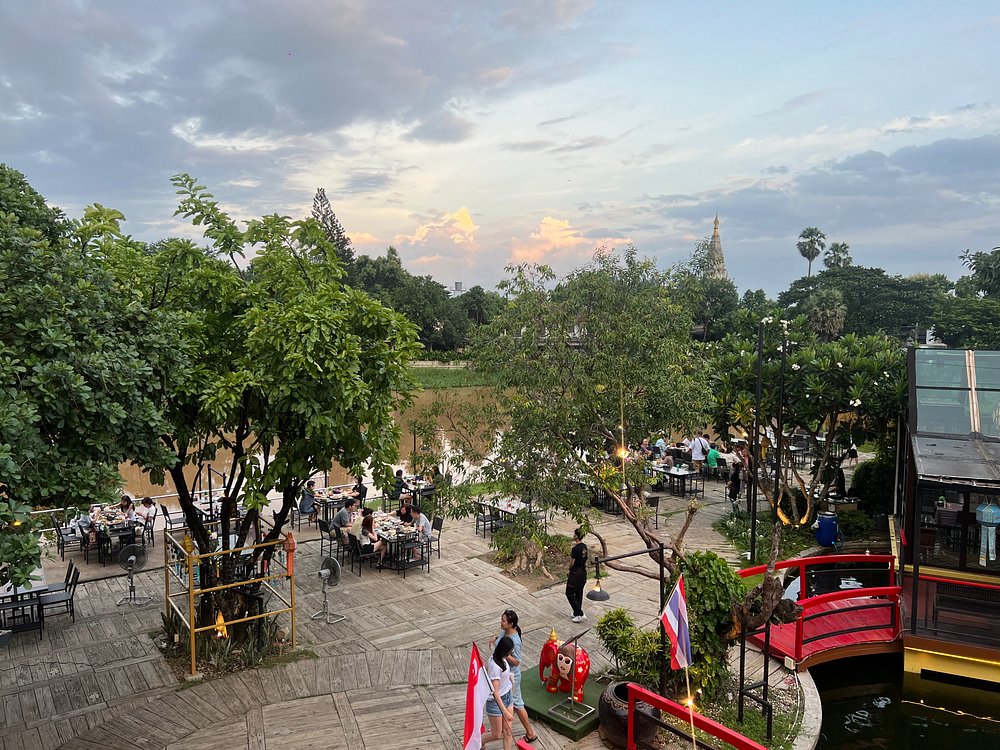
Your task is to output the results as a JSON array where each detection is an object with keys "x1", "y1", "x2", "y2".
[
  {"x1": 105, "y1": 175, "x2": 422, "y2": 561},
  {"x1": 823, "y1": 241, "x2": 852, "y2": 269},
  {"x1": 711, "y1": 325, "x2": 907, "y2": 524},
  {"x1": 778, "y1": 265, "x2": 947, "y2": 338},
  {"x1": 0, "y1": 165, "x2": 178, "y2": 509},
  {"x1": 0, "y1": 165, "x2": 180, "y2": 585}
]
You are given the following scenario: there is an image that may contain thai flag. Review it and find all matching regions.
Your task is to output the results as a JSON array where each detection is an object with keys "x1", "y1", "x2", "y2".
[
  {"x1": 661, "y1": 575, "x2": 693, "y2": 670},
  {"x1": 463, "y1": 643, "x2": 492, "y2": 750}
]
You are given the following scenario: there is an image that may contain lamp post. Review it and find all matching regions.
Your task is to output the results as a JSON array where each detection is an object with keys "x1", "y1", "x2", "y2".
[
  {"x1": 587, "y1": 543, "x2": 668, "y2": 695},
  {"x1": 750, "y1": 319, "x2": 765, "y2": 563}
]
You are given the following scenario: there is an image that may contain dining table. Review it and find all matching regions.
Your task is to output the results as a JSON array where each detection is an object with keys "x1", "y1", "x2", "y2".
[
  {"x1": 0, "y1": 566, "x2": 48, "y2": 638},
  {"x1": 371, "y1": 512, "x2": 424, "y2": 576},
  {"x1": 650, "y1": 464, "x2": 703, "y2": 497}
]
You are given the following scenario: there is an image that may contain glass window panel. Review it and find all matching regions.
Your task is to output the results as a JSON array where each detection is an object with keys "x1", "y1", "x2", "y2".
[
  {"x1": 973, "y1": 351, "x2": 1000, "y2": 389},
  {"x1": 915, "y1": 349, "x2": 968, "y2": 388},
  {"x1": 916, "y1": 388, "x2": 971, "y2": 434},
  {"x1": 977, "y1": 391, "x2": 1000, "y2": 438}
]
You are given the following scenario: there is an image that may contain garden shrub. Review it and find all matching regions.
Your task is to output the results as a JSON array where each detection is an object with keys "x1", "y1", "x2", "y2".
[
  {"x1": 836, "y1": 509, "x2": 874, "y2": 539},
  {"x1": 849, "y1": 457, "x2": 894, "y2": 515},
  {"x1": 595, "y1": 550, "x2": 744, "y2": 699}
]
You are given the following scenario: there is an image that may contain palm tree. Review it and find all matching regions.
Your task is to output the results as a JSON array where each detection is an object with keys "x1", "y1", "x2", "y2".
[
  {"x1": 797, "y1": 227, "x2": 827, "y2": 277},
  {"x1": 805, "y1": 287, "x2": 846, "y2": 340},
  {"x1": 823, "y1": 241, "x2": 852, "y2": 269}
]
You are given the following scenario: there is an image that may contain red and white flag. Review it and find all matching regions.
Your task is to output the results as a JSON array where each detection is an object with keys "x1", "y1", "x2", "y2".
[
  {"x1": 463, "y1": 643, "x2": 492, "y2": 750},
  {"x1": 661, "y1": 575, "x2": 693, "y2": 670}
]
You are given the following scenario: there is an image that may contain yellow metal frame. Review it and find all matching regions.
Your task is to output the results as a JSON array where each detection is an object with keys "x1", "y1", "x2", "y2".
[{"x1": 163, "y1": 520, "x2": 296, "y2": 676}]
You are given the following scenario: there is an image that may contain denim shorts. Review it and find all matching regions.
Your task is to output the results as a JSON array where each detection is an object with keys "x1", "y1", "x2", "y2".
[
  {"x1": 510, "y1": 671, "x2": 524, "y2": 709},
  {"x1": 484, "y1": 690, "x2": 513, "y2": 717}
]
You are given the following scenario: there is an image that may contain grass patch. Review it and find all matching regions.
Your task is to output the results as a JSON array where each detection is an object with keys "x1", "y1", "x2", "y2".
[
  {"x1": 703, "y1": 700, "x2": 799, "y2": 750},
  {"x1": 413, "y1": 366, "x2": 489, "y2": 388}
]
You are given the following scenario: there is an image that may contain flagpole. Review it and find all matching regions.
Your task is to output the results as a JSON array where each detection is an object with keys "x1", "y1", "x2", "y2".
[{"x1": 684, "y1": 667, "x2": 697, "y2": 750}]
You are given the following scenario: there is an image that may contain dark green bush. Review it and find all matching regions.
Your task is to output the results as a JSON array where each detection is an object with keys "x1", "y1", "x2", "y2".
[
  {"x1": 836, "y1": 509, "x2": 874, "y2": 538},
  {"x1": 849, "y1": 457, "x2": 894, "y2": 515}
]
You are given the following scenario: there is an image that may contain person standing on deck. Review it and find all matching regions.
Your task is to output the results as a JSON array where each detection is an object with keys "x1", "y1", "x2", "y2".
[
  {"x1": 566, "y1": 527, "x2": 588, "y2": 623},
  {"x1": 489, "y1": 610, "x2": 539, "y2": 745}
]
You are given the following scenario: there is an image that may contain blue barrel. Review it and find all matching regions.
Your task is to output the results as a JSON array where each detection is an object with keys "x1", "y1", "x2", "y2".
[{"x1": 816, "y1": 511, "x2": 839, "y2": 547}]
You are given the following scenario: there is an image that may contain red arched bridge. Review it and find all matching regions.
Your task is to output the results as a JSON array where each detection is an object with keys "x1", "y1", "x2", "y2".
[{"x1": 738, "y1": 554, "x2": 903, "y2": 670}]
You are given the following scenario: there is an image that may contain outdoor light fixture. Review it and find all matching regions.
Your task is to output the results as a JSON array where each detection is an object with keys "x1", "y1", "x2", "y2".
[
  {"x1": 214, "y1": 611, "x2": 228, "y2": 639},
  {"x1": 586, "y1": 573, "x2": 610, "y2": 602}
]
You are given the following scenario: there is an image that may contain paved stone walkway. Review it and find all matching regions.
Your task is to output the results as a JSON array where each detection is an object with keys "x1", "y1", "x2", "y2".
[{"x1": 1, "y1": 480, "x2": 804, "y2": 749}]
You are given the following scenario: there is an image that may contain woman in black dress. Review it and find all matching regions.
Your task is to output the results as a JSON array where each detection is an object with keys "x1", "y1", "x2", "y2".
[{"x1": 566, "y1": 527, "x2": 588, "y2": 622}]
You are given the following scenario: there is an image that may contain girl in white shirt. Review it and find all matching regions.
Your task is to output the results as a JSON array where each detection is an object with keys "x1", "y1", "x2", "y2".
[{"x1": 481, "y1": 635, "x2": 514, "y2": 749}]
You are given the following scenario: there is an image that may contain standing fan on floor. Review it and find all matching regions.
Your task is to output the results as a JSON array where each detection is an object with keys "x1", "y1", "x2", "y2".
[
  {"x1": 312, "y1": 557, "x2": 345, "y2": 625},
  {"x1": 117, "y1": 544, "x2": 152, "y2": 606}
]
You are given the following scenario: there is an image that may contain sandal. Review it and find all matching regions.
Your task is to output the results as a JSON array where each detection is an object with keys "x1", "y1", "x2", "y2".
[{"x1": 524, "y1": 735, "x2": 539, "y2": 744}]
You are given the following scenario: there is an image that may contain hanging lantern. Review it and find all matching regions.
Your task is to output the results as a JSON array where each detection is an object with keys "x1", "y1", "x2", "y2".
[
  {"x1": 214, "y1": 611, "x2": 228, "y2": 639},
  {"x1": 976, "y1": 500, "x2": 1000, "y2": 566}
]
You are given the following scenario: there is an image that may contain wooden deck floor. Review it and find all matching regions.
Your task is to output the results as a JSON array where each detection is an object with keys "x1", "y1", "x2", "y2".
[{"x1": 0, "y1": 480, "x2": 799, "y2": 749}]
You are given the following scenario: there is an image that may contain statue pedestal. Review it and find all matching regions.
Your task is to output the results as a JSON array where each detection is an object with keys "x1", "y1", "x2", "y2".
[{"x1": 521, "y1": 668, "x2": 606, "y2": 741}]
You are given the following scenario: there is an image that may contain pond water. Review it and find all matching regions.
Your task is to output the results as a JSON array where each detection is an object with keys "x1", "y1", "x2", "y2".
[
  {"x1": 117, "y1": 387, "x2": 487, "y2": 499},
  {"x1": 813, "y1": 654, "x2": 1000, "y2": 749}
]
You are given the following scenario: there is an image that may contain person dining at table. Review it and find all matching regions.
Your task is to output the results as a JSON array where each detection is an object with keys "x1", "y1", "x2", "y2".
[
  {"x1": 333, "y1": 497, "x2": 357, "y2": 541},
  {"x1": 134, "y1": 496, "x2": 156, "y2": 523},
  {"x1": 300, "y1": 480, "x2": 318, "y2": 524},
  {"x1": 413, "y1": 505, "x2": 432, "y2": 543},
  {"x1": 118, "y1": 494, "x2": 137, "y2": 521},
  {"x1": 353, "y1": 507, "x2": 387, "y2": 565},
  {"x1": 636, "y1": 437, "x2": 654, "y2": 461},
  {"x1": 395, "y1": 503, "x2": 413, "y2": 524}
]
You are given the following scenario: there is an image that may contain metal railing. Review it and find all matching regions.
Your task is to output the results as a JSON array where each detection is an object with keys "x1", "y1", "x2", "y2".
[
  {"x1": 163, "y1": 519, "x2": 296, "y2": 676},
  {"x1": 626, "y1": 682, "x2": 768, "y2": 750}
]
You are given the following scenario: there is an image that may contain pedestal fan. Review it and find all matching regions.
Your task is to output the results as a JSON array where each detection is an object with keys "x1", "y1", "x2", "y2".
[
  {"x1": 117, "y1": 543, "x2": 152, "y2": 606},
  {"x1": 311, "y1": 557, "x2": 345, "y2": 625}
]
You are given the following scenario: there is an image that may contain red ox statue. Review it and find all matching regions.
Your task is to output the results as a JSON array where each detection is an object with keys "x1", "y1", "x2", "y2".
[{"x1": 538, "y1": 629, "x2": 590, "y2": 702}]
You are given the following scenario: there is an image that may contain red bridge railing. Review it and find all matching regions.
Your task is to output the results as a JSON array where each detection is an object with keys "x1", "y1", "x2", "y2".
[
  {"x1": 626, "y1": 683, "x2": 768, "y2": 750},
  {"x1": 739, "y1": 554, "x2": 901, "y2": 665}
]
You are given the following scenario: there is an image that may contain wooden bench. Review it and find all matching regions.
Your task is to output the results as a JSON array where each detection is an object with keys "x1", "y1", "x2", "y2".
[{"x1": 932, "y1": 581, "x2": 1000, "y2": 632}]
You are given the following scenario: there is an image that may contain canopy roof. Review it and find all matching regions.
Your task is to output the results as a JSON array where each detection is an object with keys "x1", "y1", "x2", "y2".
[{"x1": 909, "y1": 348, "x2": 1000, "y2": 487}]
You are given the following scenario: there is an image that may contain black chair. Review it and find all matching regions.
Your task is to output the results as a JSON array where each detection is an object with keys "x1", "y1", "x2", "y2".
[
  {"x1": 40, "y1": 568, "x2": 81, "y2": 623},
  {"x1": 50, "y1": 512, "x2": 83, "y2": 562},
  {"x1": 429, "y1": 516, "x2": 443, "y2": 559},
  {"x1": 475, "y1": 502, "x2": 493, "y2": 537},
  {"x1": 713, "y1": 457, "x2": 728, "y2": 482},
  {"x1": 48, "y1": 560, "x2": 77, "y2": 593},
  {"x1": 318, "y1": 519, "x2": 346, "y2": 562},
  {"x1": 348, "y1": 534, "x2": 379, "y2": 576},
  {"x1": 644, "y1": 494, "x2": 660, "y2": 529},
  {"x1": 160, "y1": 504, "x2": 186, "y2": 532},
  {"x1": 140, "y1": 508, "x2": 157, "y2": 547},
  {"x1": 289, "y1": 504, "x2": 303, "y2": 532}
]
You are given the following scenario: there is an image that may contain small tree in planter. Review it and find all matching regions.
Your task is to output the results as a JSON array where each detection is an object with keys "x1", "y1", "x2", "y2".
[{"x1": 596, "y1": 551, "x2": 746, "y2": 699}]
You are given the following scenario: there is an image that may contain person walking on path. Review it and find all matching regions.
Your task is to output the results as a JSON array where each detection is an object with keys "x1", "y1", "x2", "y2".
[
  {"x1": 489, "y1": 610, "x2": 539, "y2": 745},
  {"x1": 566, "y1": 527, "x2": 588, "y2": 623},
  {"x1": 481, "y1": 636, "x2": 515, "y2": 750}
]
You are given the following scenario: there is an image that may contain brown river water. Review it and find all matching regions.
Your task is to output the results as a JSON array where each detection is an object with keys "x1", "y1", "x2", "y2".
[{"x1": 118, "y1": 387, "x2": 482, "y2": 500}]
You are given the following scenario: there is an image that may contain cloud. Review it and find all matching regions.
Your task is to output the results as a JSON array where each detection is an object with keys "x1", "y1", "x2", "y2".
[
  {"x1": 398, "y1": 207, "x2": 479, "y2": 246},
  {"x1": 502, "y1": 139, "x2": 557, "y2": 152},
  {"x1": 758, "y1": 89, "x2": 837, "y2": 117},
  {"x1": 510, "y1": 218, "x2": 581, "y2": 262},
  {"x1": 405, "y1": 110, "x2": 475, "y2": 144}
]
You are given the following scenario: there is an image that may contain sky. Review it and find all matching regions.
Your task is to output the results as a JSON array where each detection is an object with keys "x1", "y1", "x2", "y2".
[{"x1": 2, "y1": 1, "x2": 999, "y2": 296}]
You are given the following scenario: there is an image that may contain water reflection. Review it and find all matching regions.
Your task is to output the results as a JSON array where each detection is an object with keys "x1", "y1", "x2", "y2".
[{"x1": 814, "y1": 655, "x2": 1000, "y2": 749}]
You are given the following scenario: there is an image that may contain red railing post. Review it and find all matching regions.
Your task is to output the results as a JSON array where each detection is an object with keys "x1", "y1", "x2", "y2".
[{"x1": 627, "y1": 686, "x2": 636, "y2": 750}]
